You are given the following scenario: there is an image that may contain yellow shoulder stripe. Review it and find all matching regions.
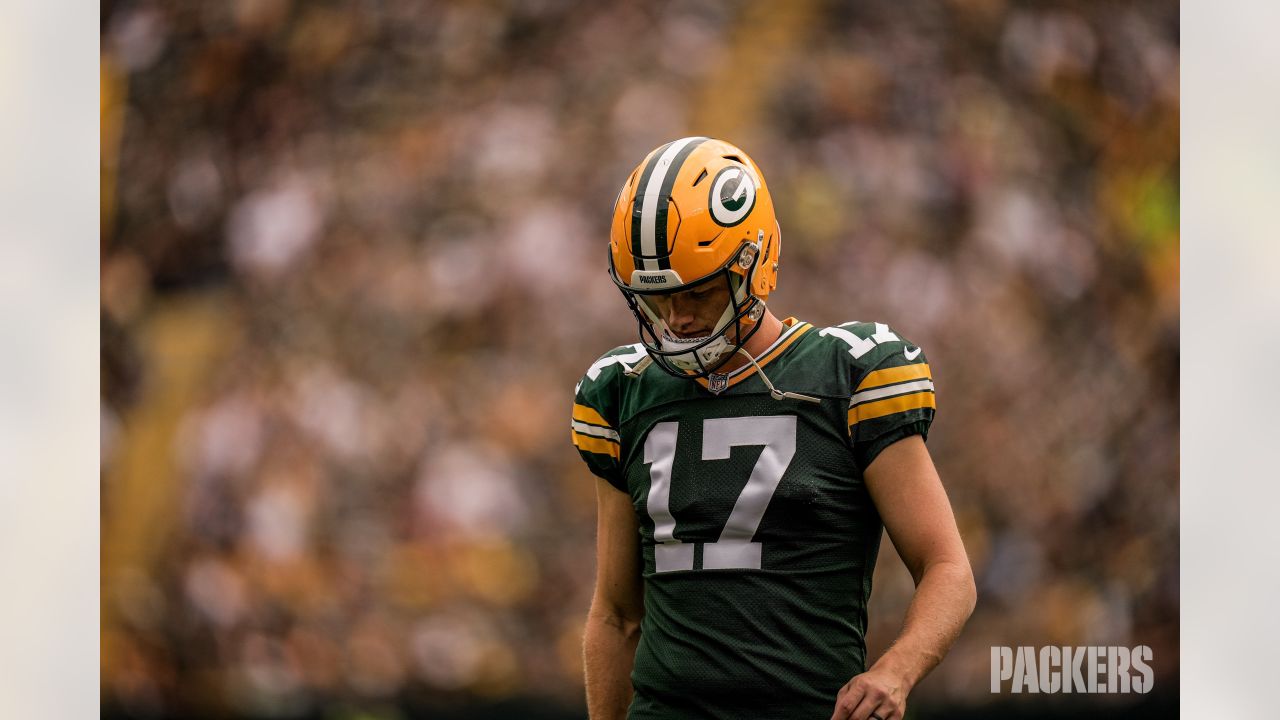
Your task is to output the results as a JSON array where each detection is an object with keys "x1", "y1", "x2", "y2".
[
  {"x1": 856, "y1": 362, "x2": 931, "y2": 392},
  {"x1": 848, "y1": 391, "x2": 936, "y2": 426},
  {"x1": 573, "y1": 403, "x2": 611, "y2": 428},
  {"x1": 572, "y1": 428, "x2": 620, "y2": 459}
]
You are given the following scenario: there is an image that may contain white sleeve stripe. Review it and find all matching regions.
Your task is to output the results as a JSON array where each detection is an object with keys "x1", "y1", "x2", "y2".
[
  {"x1": 572, "y1": 421, "x2": 621, "y2": 442},
  {"x1": 849, "y1": 379, "x2": 936, "y2": 407}
]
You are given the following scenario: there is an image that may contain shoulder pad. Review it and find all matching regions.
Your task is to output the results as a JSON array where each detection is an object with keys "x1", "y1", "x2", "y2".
[
  {"x1": 816, "y1": 320, "x2": 928, "y2": 387},
  {"x1": 576, "y1": 343, "x2": 649, "y2": 393},
  {"x1": 572, "y1": 346, "x2": 640, "y2": 488}
]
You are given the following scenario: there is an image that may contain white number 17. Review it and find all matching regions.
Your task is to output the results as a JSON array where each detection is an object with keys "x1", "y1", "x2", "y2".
[{"x1": 643, "y1": 415, "x2": 797, "y2": 573}]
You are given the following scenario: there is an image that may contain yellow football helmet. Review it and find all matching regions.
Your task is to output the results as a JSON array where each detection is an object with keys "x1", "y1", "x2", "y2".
[{"x1": 608, "y1": 137, "x2": 781, "y2": 377}]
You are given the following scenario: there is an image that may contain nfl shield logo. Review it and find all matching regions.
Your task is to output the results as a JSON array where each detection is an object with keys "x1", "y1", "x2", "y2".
[{"x1": 707, "y1": 373, "x2": 728, "y2": 394}]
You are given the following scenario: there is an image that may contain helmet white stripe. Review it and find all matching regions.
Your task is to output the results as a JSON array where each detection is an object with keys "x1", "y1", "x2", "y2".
[{"x1": 638, "y1": 136, "x2": 701, "y2": 271}]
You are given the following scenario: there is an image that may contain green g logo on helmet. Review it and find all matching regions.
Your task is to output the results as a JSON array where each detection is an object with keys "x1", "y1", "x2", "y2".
[{"x1": 708, "y1": 166, "x2": 758, "y2": 227}]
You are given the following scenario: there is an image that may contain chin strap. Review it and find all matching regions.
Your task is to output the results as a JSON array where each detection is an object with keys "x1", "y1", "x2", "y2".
[
  {"x1": 623, "y1": 355, "x2": 652, "y2": 377},
  {"x1": 733, "y1": 346, "x2": 821, "y2": 404}
]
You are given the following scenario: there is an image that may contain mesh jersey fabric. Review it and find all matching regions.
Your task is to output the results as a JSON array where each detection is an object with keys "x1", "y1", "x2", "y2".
[{"x1": 571, "y1": 319, "x2": 936, "y2": 719}]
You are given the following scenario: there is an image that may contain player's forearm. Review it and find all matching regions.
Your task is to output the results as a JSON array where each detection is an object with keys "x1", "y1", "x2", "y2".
[
  {"x1": 872, "y1": 558, "x2": 976, "y2": 691},
  {"x1": 583, "y1": 609, "x2": 641, "y2": 720}
]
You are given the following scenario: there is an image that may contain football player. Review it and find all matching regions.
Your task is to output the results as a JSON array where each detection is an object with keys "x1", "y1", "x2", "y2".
[{"x1": 574, "y1": 138, "x2": 976, "y2": 720}]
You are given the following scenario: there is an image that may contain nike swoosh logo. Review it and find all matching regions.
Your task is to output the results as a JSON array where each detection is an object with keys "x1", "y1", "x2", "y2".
[{"x1": 904, "y1": 346, "x2": 922, "y2": 361}]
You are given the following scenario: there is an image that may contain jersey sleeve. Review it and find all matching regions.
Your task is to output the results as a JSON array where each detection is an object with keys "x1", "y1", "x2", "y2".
[
  {"x1": 844, "y1": 324, "x2": 937, "y2": 472},
  {"x1": 570, "y1": 347, "x2": 636, "y2": 493}
]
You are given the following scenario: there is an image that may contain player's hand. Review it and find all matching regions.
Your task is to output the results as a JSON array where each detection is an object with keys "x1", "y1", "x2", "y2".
[{"x1": 829, "y1": 665, "x2": 909, "y2": 720}]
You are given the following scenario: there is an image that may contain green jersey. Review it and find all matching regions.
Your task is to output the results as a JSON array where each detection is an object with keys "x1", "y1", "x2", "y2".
[{"x1": 572, "y1": 318, "x2": 937, "y2": 719}]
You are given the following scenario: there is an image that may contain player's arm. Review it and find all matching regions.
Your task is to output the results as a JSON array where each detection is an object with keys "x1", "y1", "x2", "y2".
[
  {"x1": 831, "y1": 435, "x2": 977, "y2": 720},
  {"x1": 583, "y1": 476, "x2": 645, "y2": 720}
]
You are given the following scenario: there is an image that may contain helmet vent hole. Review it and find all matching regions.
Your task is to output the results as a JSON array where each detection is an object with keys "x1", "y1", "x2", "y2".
[
  {"x1": 722, "y1": 155, "x2": 743, "y2": 164},
  {"x1": 692, "y1": 168, "x2": 709, "y2": 186},
  {"x1": 697, "y1": 229, "x2": 724, "y2": 247}
]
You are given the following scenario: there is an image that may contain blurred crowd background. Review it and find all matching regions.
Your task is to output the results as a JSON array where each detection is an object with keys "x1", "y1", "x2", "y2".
[{"x1": 100, "y1": 0, "x2": 1178, "y2": 717}]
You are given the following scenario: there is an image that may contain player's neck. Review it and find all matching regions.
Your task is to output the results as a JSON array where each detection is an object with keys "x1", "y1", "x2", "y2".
[{"x1": 715, "y1": 310, "x2": 784, "y2": 374}]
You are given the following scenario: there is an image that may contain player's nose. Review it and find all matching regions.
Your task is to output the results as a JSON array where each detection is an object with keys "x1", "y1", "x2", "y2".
[{"x1": 665, "y1": 297, "x2": 699, "y2": 333}]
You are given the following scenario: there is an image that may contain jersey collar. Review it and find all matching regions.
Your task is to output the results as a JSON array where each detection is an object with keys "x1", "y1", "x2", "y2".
[{"x1": 692, "y1": 318, "x2": 812, "y2": 393}]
